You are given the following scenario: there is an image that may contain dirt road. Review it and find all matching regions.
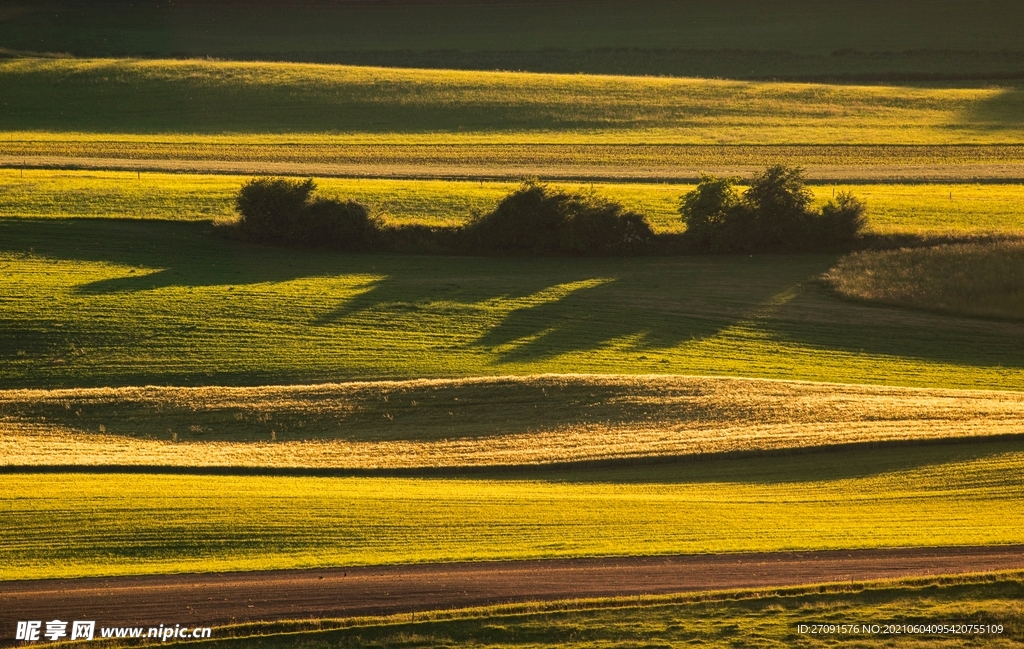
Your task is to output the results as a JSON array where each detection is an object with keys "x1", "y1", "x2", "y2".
[
  {"x1": 4, "y1": 155, "x2": 1024, "y2": 183},
  {"x1": 3, "y1": 545, "x2": 1023, "y2": 640}
]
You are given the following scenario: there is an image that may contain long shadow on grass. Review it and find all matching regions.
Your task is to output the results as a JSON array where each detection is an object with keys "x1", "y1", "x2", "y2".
[
  {"x1": 5, "y1": 218, "x2": 1024, "y2": 384},
  {"x1": 315, "y1": 254, "x2": 826, "y2": 362},
  {"x1": 0, "y1": 218, "x2": 328, "y2": 291},
  {"x1": 961, "y1": 85, "x2": 1024, "y2": 131},
  {"x1": 514, "y1": 437, "x2": 1024, "y2": 485},
  {"x1": 760, "y1": 281, "x2": 1024, "y2": 372}
]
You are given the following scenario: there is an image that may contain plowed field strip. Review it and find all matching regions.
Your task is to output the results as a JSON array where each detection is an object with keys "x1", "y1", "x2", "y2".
[
  {"x1": 2, "y1": 546, "x2": 1022, "y2": 634},
  {"x1": 5, "y1": 155, "x2": 1024, "y2": 183}
]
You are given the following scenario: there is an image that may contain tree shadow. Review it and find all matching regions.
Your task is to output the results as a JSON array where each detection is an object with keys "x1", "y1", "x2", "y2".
[
  {"x1": 0, "y1": 217, "x2": 381, "y2": 294},
  {"x1": 4, "y1": 217, "x2": 1022, "y2": 388},
  {"x1": 315, "y1": 255, "x2": 828, "y2": 362},
  {"x1": 959, "y1": 85, "x2": 1024, "y2": 131},
  {"x1": 759, "y1": 281, "x2": 1024, "y2": 370},
  {"x1": 495, "y1": 437, "x2": 1024, "y2": 485}
]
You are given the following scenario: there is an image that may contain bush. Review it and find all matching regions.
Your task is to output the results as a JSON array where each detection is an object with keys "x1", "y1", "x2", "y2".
[
  {"x1": 819, "y1": 191, "x2": 867, "y2": 245},
  {"x1": 466, "y1": 181, "x2": 654, "y2": 255},
  {"x1": 677, "y1": 173, "x2": 742, "y2": 249},
  {"x1": 231, "y1": 177, "x2": 377, "y2": 251},
  {"x1": 679, "y1": 165, "x2": 865, "y2": 252},
  {"x1": 234, "y1": 177, "x2": 315, "y2": 243}
]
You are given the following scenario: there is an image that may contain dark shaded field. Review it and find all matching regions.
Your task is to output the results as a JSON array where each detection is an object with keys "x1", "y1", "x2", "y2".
[{"x1": 4, "y1": 1, "x2": 1024, "y2": 80}]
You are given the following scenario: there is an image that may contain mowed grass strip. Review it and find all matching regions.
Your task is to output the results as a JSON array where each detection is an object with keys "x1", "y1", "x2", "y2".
[
  {"x1": 3, "y1": 169, "x2": 1024, "y2": 235},
  {"x1": 1, "y1": 59, "x2": 1023, "y2": 143},
  {"x1": 2, "y1": 218, "x2": 1024, "y2": 390},
  {"x1": 5, "y1": 376, "x2": 1024, "y2": 469},
  {"x1": 2, "y1": 440, "x2": 1023, "y2": 580},
  {"x1": 166, "y1": 576, "x2": 1024, "y2": 649},
  {"x1": 826, "y1": 240, "x2": 1024, "y2": 320}
]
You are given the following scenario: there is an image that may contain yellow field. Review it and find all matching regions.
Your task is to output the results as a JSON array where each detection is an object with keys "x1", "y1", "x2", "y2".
[
  {"x1": 3, "y1": 169, "x2": 1024, "y2": 235},
  {"x1": 3, "y1": 438, "x2": 1023, "y2": 580},
  {"x1": 3, "y1": 59, "x2": 1024, "y2": 144}
]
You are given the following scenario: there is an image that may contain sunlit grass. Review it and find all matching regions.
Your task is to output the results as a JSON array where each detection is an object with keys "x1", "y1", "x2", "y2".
[
  {"x1": 2, "y1": 218, "x2": 1024, "y2": 390},
  {"x1": 4, "y1": 375, "x2": 1024, "y2": 469},
  {"x1": 1, "y1": 59, "x2": 1023, "y2": 143},
  {"x1": 2, "y1": 440, "x2": 1023, "y2": 580},
  {"x1": 4, "y1": 170, "x2": 1024, "y2": 236}
]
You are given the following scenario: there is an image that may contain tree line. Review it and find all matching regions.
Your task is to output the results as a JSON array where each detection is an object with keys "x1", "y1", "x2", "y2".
[{"x1": 222, "y1": 165, "x2": 865, "y2": 256}]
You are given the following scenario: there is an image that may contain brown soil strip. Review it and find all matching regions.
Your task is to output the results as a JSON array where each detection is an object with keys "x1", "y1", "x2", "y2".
[
  {"x1": 2, "y1": 546, "x2": 1023, "y2": 635},
  {"x1": 3, "y1": 156, "x2": 1024, "y2": 183}
]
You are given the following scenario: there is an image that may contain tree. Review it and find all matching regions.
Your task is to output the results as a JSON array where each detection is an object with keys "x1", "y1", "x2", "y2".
[
  {"x1": 231, "y1": 177, "x2": 377, "y2": 250},
  {"x1": 678, "y1": 173, "x2": 741, "y2": 248},
  {"x1": 678, "y1": 165, "x2": 865, "y2": 252}
]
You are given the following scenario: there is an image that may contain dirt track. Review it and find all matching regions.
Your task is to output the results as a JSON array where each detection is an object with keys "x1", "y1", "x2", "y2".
[
  {"x1": 4, "y1": 155, "x2": 1024, "y2": 183},
  {"x1": 3, "y1": 545, "x2": 1024, "y2": 639}
]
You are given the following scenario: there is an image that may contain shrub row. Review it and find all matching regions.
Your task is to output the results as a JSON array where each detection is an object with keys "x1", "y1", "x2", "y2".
[
  {"x1": 224, "y1": 168, "x2": 865, "y2": 256},
  {"x1": 679, "y1": 165, "x2": 866, "y2": 253},
  {"x1": 464, "y1": 181, "x2": 653, "y2": 255},
  {"x1": 231, "y1": 177, "x2": 378, "y2": 250}
]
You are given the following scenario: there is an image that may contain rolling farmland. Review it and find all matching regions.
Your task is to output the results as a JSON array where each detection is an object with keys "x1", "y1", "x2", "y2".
[
  {"x1": 3, "y1": 3, "x2": 1024, "y2": 644},
  {"x1": 4, "y1": 375, "x2": 1024, "y2": 469},
  {"x1": 1, "y1": 59, "x2": 1024, "y2": 186}
]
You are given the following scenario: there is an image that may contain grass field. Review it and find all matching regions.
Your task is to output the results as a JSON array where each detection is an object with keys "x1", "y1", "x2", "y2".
[
  {"x1": 1, "y1": 59, "x2": 1023, "y2": 144},
  {"x1": 4, "y1": 375, "x2": 1024, "y2": 469},
  {"x1": 167, "y1": 576, "x2": 1024, "y2": 648},
  {"x1": 2, "y1": 217, "x2": 1024, "y2": 390},
  {"x1": 2, "y1": 439, "x2": 1023, "y2": 580},
  {"x1": 3, "y1": 169, "x2": 1024, "y2": 235},
  {"x1": 827, "y1": 241, "x2": 1024, "y2": 321},
  {"x1": 4, "y1": 0, "x2": 1024, "y2": 80}
]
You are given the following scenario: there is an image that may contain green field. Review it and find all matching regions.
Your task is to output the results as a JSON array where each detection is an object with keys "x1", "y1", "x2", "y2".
[
  {"x1": 1, "y1": 59, "x2": 1022, "y2": 144},
  {"x1": 2, "y1": 217, "x2": 1024, "y2": 390},
  {"x1": 3, "y1": 0, "x2": 1024, "y2": 80},
  {"x1": 2, "y1": 440, "x2": 1023, "y2": 580},
  {"x1": 3, "y1": 170, "x2": 1024, "y2": 235},
  {"x1": 173, "y1": 576, "x2": 1024, "y2": 649}
]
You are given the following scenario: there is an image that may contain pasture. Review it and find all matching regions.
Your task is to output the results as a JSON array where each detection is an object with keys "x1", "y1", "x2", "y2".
[
  {"x1": 2, "y1": 217, "x2": 1024, "y2": 390},
  {"x1": 0, "y1": 59, "x2": 1022, "y2": 144},
  {"x1": 2, "y1": 439, "x2": 1023, "y2": 580},
  {"x1": 3, "y1": 7, "x2": 1024, "y2": 641}
]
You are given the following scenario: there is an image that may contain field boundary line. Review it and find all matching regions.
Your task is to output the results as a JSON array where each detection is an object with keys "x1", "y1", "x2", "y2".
[{"x1": 5, "y1": 156, "x2": 1024, "y2": 184}]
